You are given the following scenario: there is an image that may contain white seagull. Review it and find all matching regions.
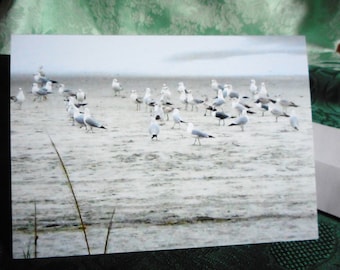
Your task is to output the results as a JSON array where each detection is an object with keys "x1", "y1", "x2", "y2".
[
  {"x1": 83, "y1": 108, "x2": 106, "y2": 132},
  {"x1": 143, "y1": 87, "x2": 156, "y2": 111},
  {"x1": 186, "y1": 89, "x2": 204, "y2": 111},
  {"x1": 148, "y1": 117, "x2": 160, "y2": 140},
  {"x1": 72, "y1": 106, "x2": 86, "y2": 129},
  {"x1": 58, "y1": 84, "x2": 77, "y2": 98},
  {"x1": 187, "y1": 122, "x2": 214, "y2": 145},
  {"x1": 76, "y1": 89, "x2": 86, "y2": 103},
  {"x1": 249, "y1": 79, "x2": 258, "y2": 99},
  {"x1": 112, "y1": 78, "x2": 123, "y2": 96},
  {"x1": 269, "y1": 105, "x2": 290, "y2": 122},
  {"x1": 130, "y1": 90, "x2": 143, "y2": 111},
  {"x1": 212, "y1": 89, "x2": 226, "y2": 111},
  {"x1": 172, "y1": 108, "x2": 186, "y2": 129},
  {"x1": 177, "y1": 84, "x2": 188, "y2": 110},
  {"x1": 275, "y1": 95, "x2": 298, "y2": 112},
  {"x1": 33, "y1": 81, "x2": 53, "y2": 101},
  {"x1": 228, "y1": 109, "x2": 249, "y2": 131},
  {"x1": 289, "y1": 110, "x2": 299, "y2": 130},
  {"x1": 211, "y1": 79, "x2": 224, "y2": 94},
  {"x1": 10, "y1": 88, "x2": 25, "y2": 109}
]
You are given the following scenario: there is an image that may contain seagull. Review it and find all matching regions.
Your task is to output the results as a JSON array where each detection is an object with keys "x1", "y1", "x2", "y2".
[
  {"x1": 160, "y1": 83, "x2": 172, "y2": 105},
  {"x1": 211, "y1": 79, "x2": 224, "y2": 94},
  {"x1": 255, "y1": 102, "x2": 269, "y2": 116},
  {"x1": 177, "y1": 85, "x2": 188, "y2": 110},
  {"x1": 212, "y1": 111, "x2": 233, "y2": 126},
  {"x1": 187, "y1": 122, "x2": 214, "y2": 145},
  {"x1": 269, "y1": 105, "x2": 290, "y2": 122},
  {"x1": 186, "y1": 89, "x2": 204, "y2": 111},
  {"x1": 212, "y1": 89, "x2": 226, "y2": 111},
  {"x1": 222, "y1": 84, "x2": 242, "y2": 100},
  {"x1": 143, "y1": 87, "x2": 156, "y2": 111},
  {"x1": 72, "y1": 106, "x2": 86, "y2": 129},
  {"x1": 202, "y1": 95, "x2": 217, "y2": 116},
  {"x1": 275, "y1": 95, "x2": 298, "y2": 112},
  {"x1": 289, "y1": 110, "x2": 299, "y2": 130},
  {"x1": 10, "y1": 88, "x2": 25, "y2": 109},
  {"x1": 177, "y1": 81, "x2": 187, "y2": 93},
  {"x1": 231, "y1": 98, "x2": 255, "y2": 116},
  {"x1": 228, "y1": 109, "x2": 249, "y2": 131},
  {"x1": 172, "y1": 108, "x2": 186, "y2": 129},
  {"x1": 130, "y1": 90, "x2": 143, "y2": 111},
  {"x1": 153, "y1": 103, "x2": 165, "y2": 122},
  {"x1": 112, "y1": 78, "x2": 123, "y2": 96},
  {"x1": 258, "y1": 82, "x2": 268, "y2": 97},
  {"x1": 33, "y1": 81, "x2": 53, "y2": 101},
  {"x1": 254, "y1": 96, "x2": 276, "y2": 105},
  {"x1": 148, "y1": 117, "x2": 160, "y2": 140},
  {"x1": 58, "y1": 84, "x2": 77, "y2": 98},
  {"x1": 83, "y1": 108, "x2": 106, "y2": 132},
  {"x1": 76, "y1": 89, "x2": 86, "y2": 103},
  {"x1": 33, "y1": 72, "x2": 58, "y2": 86},
  {"x1": 249, "y1": 79, "x2": 258, "y2": 99},
  {"x1": 162, "y1": 105, "x2": 175, "y2": 121}
]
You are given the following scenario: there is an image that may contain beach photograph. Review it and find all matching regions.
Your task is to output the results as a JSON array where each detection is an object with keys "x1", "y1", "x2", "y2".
[{"x1": 10, "y1": 35, "x2": 318, "y2": 258}]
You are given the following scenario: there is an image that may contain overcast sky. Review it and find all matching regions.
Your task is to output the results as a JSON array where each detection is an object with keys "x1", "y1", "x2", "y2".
[{"x1": 11, "y1": 35, "x2": 309, "y2": 77}]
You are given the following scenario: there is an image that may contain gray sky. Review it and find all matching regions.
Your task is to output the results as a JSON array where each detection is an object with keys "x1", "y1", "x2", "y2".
[{"x1": 11, "y1": 35, "x2": 309, "y2": 77}]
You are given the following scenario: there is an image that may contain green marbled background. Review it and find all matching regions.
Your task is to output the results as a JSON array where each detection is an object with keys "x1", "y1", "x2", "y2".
[{"x1": 1, "y1": 1, "x2": 340, "y2": 269}]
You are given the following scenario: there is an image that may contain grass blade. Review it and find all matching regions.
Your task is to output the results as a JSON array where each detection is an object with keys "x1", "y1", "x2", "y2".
[
  {"x1": 48, "y1": 134, "x2": 91, "y2": 255},
  {"x1": 34, "y1": 201, "x2": 38, "y2": 258},
  {"x1": 104, "y1": 208, "x2": 116, "y2": 254}
]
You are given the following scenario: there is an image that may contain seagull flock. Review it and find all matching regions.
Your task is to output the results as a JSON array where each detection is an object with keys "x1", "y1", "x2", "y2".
[
  {"x1": 130, "y1": 78, "x2": 301, "y2": 145},
  {"x1": 11, "y1": 66, "x2": 302, "y2": 144}
]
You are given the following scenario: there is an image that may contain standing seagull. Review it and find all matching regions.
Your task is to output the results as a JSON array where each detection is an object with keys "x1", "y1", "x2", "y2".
[
  {"x1": 172, "y1": 108, "x2": 186, "y2": 129},
  {"x1": 112, "y1": 78, "x2": 123, "y2": 96},
  {"x1": 10, "y1": 88, "x2": 25, "y2": 109},
  {"x1": 187, "y1": 122, "x2": 214, "y2": 145},
  {"x1": 76, "y1": 89, "x2": 86, "y2": 103},
  {"x1": 33, "y1": 81, "x2": 53, "y2": 101},
  {"x1": 211, "y1": 79, "x2": 224, "y2": 94},
  {"x1": 269, "y1": 105, "x2": 289, "y2": 122},
  {"x1": 72, "y1": 106, "x2": 86, "y2": 129},
  {"x1": 83, "y1": 108, "x2": 106, "y2": 132},
  {"x1": 211, "y1": 111, "x2": 233, "y2": 126},
  {"x1": 143, "y1": 87, "x2": 156, "y2": 112},
  {"x1": 255, "y1": 102, "x2": 269, "y2": 116},
  {"x1": 228, "y1": 109, "x2": 249, "y2": 131},
  {"x1": 130, "y1": 90, "x2": 143, "y2": 111},
  {"x1": 186, "y1": 89, "x2": 204, "y2": 111},
  {"x1": 275, "y1": 95, "x2": 298, "y2": 113},
  {"x1": 249, "y1": 79, "x2": 258, "y2": 99},
  {"x1": 289, "y1": 110, "x2": 299, "y2": 130},
  {"x1": 148, "y1": 117, "x2": 160, "y2": 140},
  {"x1": 212, "y1": 89, "x2": 226, "y2": 111}
]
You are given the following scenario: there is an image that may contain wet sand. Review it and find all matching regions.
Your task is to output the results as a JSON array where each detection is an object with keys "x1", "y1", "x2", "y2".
[{"x1": 10, "y1": 75, "x2": 318, "y2": 258}]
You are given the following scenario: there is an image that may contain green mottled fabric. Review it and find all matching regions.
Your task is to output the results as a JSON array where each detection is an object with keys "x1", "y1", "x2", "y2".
[{"x1": 1, "y1": 0, "x2": 339, "y2": 63}]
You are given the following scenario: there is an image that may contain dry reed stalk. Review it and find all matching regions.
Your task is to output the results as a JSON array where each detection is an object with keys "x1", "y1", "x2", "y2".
[
  {"x1": 48, "y1": 134, "x2": 91, "y2": 255},
  {"x1": 104, "y1": 208, "x2": 116, "y2": 254},
  {"x1": 34, "y1": 201, "x2": 38, "y2": 258}
]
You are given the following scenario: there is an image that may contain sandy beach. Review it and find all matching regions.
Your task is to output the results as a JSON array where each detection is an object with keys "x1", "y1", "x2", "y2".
[{"x1": 10, "y1": 74, "x2": 318, "y2": 258}]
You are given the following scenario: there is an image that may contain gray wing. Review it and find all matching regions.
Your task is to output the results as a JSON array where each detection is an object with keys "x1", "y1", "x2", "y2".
[
  {"x1": 192, "y1": 129, "x2": 209, "y2": 138},
  {"x1": 74, "y1": 114, "x2": 84, "y2": 124},
  {"x1": 234, "y1": 115, "x2": 248, "y2": 125},
  {"x1": 85, "y1": 116, "x2": 104, "y2": 128}
]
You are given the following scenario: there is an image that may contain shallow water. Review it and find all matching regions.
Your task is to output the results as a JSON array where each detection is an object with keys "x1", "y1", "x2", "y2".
[{"x1": 10, "y1": 75, "x2": 318, "y2": 258}]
